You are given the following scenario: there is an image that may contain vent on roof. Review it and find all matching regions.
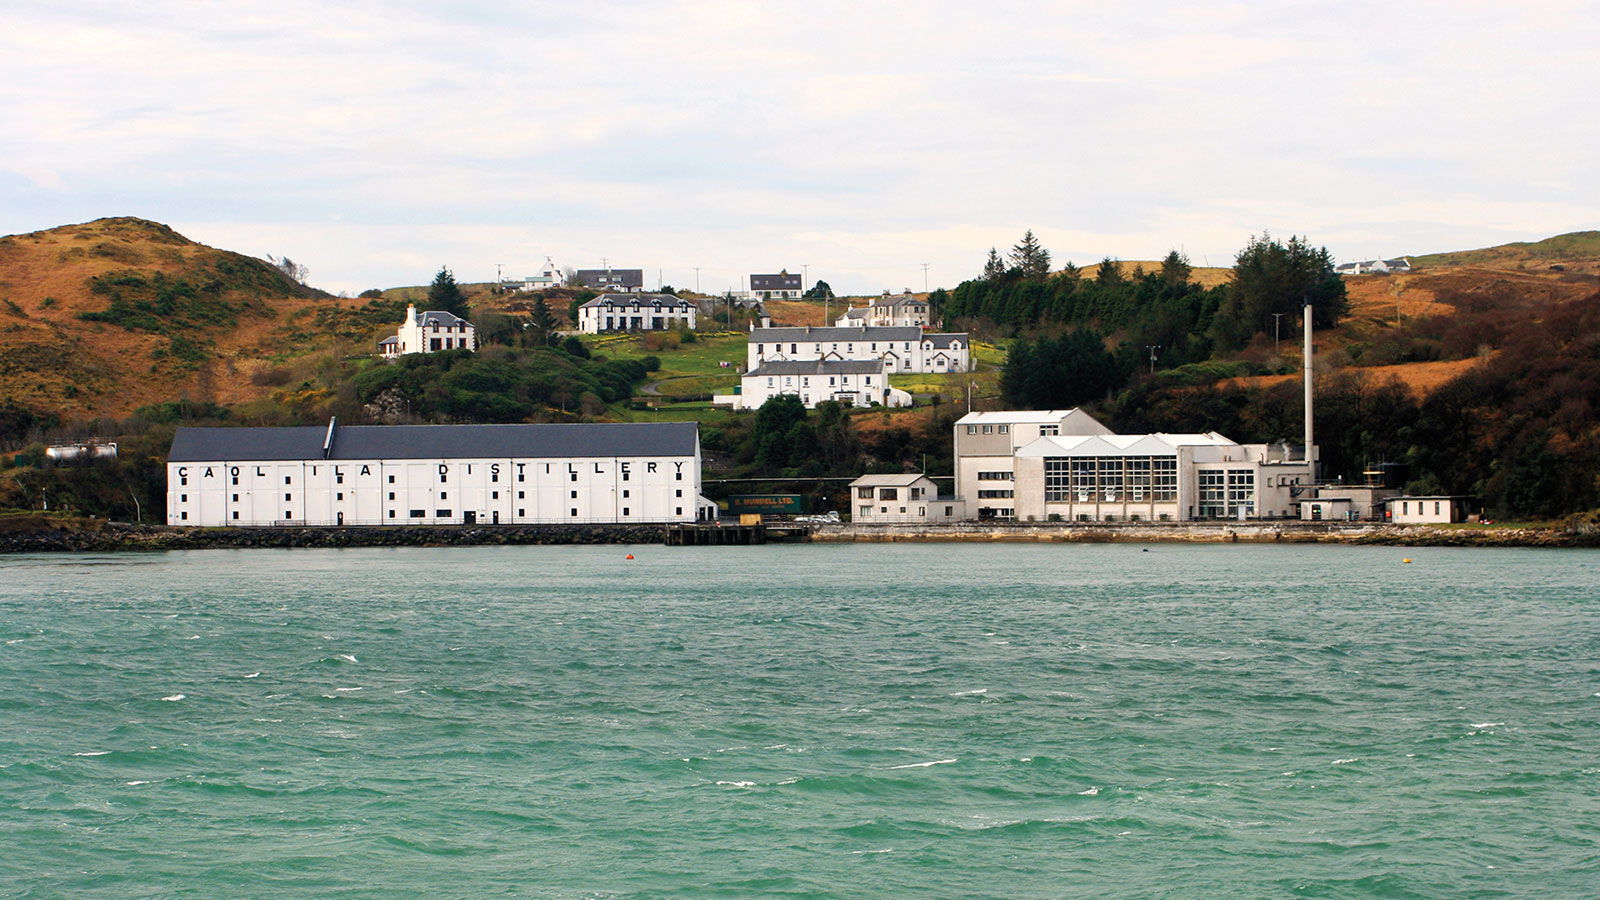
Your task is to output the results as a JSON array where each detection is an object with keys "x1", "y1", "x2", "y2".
[{"x1": 323, "y1": 417, "x2": 338, "y2": 459}]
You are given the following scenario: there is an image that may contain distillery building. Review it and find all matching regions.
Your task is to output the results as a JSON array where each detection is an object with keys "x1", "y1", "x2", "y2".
[{"x1": 166, "y1": 420, "x2": 716, "y2": 527}]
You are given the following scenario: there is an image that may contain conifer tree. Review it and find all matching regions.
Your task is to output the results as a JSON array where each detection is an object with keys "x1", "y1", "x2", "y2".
[
  {"x1": 1010, "y1": 230, "x2": 1052, "y2": 280},
  {"x1": 428, "y1": 266, "x2": 470, "y2": 319},
  {"x1": 983, "y1": 247, "x2": 1006, "y2": 282}
]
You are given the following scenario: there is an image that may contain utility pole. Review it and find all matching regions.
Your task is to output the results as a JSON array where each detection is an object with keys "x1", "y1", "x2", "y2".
[
  {"x1": 495, "y1": 263, "x2": 503, "y2": 289},
  {"x1": 1271, "y1": 312, "x2": 1285, "y2": 353},
  {"x1": 1145, "y1": 344, "x2": 1160, "y2": 375},
  {"x1": 921, "y1": 263, "x2": 930, "y2": 293},
  {"x1": 694, "y1": 267, "x2": 701, "y2": 295}
]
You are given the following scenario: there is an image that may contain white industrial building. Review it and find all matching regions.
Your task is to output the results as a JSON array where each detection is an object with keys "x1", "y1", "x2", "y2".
[
  {"x1": 577, "y1": 293, "x2": 698, "y2": 333},
  {"x1": 747, "y1": 326, "x2": 972, "y2": 374},
  {"x1": 723, "y1": 359, "x2": 911, "y2": 410},
  {"x1": 379, "y1": 305, "x2": 476, "y2": 357},
  {"x1": 954, "y1": 409, "x2": 1315, "y2": 521},
  {"x1": 166, "y1": 421, "x2": 716, "y2": 527},
  {"x1": 848, "y1": 474, "x2": 963, "y2": 524}
]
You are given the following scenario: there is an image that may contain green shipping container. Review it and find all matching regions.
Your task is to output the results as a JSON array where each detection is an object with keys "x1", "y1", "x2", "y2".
[{"x1": 726, "y1": 494, "x2": 807, "y2": 515}]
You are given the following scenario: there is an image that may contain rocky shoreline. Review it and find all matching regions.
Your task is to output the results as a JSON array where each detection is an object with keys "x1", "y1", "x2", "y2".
[
  {"x1": 809, "y1": 521, "x2": 1600, "y2": 548},
  {"x1": 0, "y1": 517, "x2": 670, "y2": 553},
  {"x1": 2, "y1": 516, "x2": 1597, "y2": 553}
]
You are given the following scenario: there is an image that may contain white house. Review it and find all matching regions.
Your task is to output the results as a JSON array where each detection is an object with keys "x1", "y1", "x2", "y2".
[
  {"x1": 578, "y1": 293, "x2": 698, "y2": 333},
  {"x1": 848, "y1": 474, "x2": 963, "y2": 524},
  {"x1": 954, "y1": 409, "x2": 1315, "y2": 521},
  {"x1": 575, "y1": 268, "x2": 645, "y2": 292},
  {"x1": 1386, "y1": 495, "x2": 1476, "y2": 524},
  {"x1": 746, "y1": 270, "x2": 803, "y2": 300},
  {"x1": 747, "y1": 326, "x2": 972, "y2": 374},
  {"x1": 726, "y1": 359, "x2": 911, "y2": 410},
  {"x1": 834, "y1": 291, "x2": 929, "y2": 328},
  {"x1": 1335, "y1": 258, "x2": 1413, "y2": 275},
  {"x1": 503, "y1": 258, "x2": 564, "y2": 291},
  {"x1": 166, "y1": 421, "x2": 716, "y2": 527},
  {"x1": 380, "y1": 304, "x2": 476, "y2": 358}
]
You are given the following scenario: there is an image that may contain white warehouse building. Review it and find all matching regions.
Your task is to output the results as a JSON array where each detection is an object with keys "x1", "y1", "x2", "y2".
[
  {"x1": 166, "y1": 421, "x2": 716, "y2": 527},
  {"x1": 955, "y1": 409, "x2": 1315, "y2": 522}
]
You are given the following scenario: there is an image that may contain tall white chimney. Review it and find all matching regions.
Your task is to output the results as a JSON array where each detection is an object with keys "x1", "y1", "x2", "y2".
[{"x1": 1304, "y1": 296, "x2": 1315, "y2": 478}]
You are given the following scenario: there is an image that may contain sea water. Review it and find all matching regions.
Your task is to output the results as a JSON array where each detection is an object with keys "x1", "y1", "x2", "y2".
[{"x1": 1, "y1": 543, "x2": 1597, "y2": 899}]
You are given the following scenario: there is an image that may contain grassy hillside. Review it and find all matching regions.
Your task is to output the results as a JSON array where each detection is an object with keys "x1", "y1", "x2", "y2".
[
  {"x1": 1409, "y1": 231, "x2": 1600, "y2": 274},
  {"x1": 0, "y1": 217, "x2": 363, "y2": 417}
]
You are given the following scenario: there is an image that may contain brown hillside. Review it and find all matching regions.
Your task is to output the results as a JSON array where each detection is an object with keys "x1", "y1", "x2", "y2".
[{"x1": 0, "y1": 218, "x2": 391, "y2": 418}]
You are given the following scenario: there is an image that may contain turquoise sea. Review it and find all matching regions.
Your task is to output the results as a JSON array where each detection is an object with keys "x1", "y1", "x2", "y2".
[{"x1": 2, "y1": 544, "x2": 1598, "y2": 899}]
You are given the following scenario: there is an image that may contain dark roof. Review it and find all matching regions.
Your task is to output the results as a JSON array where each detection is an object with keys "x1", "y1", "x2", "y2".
[
  {"x1": 378, "y1": 336, "x2": 399, "y2": 345},
  {"x1": 575, "y1": 268, "x2": 644, "y2": 289},
  {"x1": 924, "y1": 332, "x2": 967, "y2": 349},
  {"x1": 750, "y1": 272, "x2": 802, "y2": 291},
  {"x1": 169, "y1": 422, "x2": 699, "y2": 462},
  {"x1": 418, "y1": 310, "x2": 471, "y2": 327},
  {"x1": 752, "y1": 325, "x2": 923, "y2": 342},
  {"x1": 580, "y1": 292, "x2": 693, "y2": 309},
  {"x1": 747, "y1": 359, "x2": 885, "y2": 377}
]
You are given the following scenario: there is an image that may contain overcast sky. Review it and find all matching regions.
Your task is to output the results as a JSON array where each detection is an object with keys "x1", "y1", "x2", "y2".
[{"x1": 3, "y1": 1, "x2": 1596, "y2": 297}]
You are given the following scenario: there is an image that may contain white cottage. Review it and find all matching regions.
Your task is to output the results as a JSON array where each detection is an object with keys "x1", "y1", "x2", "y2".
[
  {"x1": 380, "y1": 304, "x2": 476, "y2": 357},
  {"x1": 847, "y1": 474, "x2": 963, "y2": 524},
  {"x1": 578, "y1": 293, "x2": 698, "y2": 333},
  {"x1": 731, "y1": 359, "x2": 911, "y2": 410},
  {"x1": 166, "y1": 421, "x2": 716, "y2": 527},
  {"x1": 747, "y1": 326, "x2": 971, "y2": 374}
]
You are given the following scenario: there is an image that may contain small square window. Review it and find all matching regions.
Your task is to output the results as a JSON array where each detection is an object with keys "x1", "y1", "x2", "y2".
[
  {"x1": 570, "y1": 508, "x2": 578, "y2": 517},
  {"x1": 232, "y1": 493, "x2": 238, "y2": 502},
  {"x1": 675, "y1": 507, "x2": 682, "y2": 516},
  {"x1": 622, "y1": 507, "x2": 629, "y2": 516},
  {"x1": 622, "y1": 490, "x2": 629, "y2": 498},
  {"x1": 181, "y1": 511, "x2": 188, "y2": 520},
  {"x1": 440, "y1": 492, "x2": 447, "y2": 500},
  {"x1": 388, "y1": 492, "x2": 395, "y2": 500},
  {"x1": 180, "y1": 477, "x2": 188, "y2": 485},
  {"x1": 389, "y1": 475, "x2": 396, "y2": 483},
  {"x1": 517, "y1": 491, "x2": 524, "y2": 499},
  {"x1": 285, "y1": 493, "x2": 292, "y2": 501},
  {"x1": 518, "y1": 508, "x2": 525, "y2": 517},
  {"x1": 570, "y1": 471, "x2": 578, "y2": 482},
  {"x1": 676, "y1": 489, "x2": 682, "y2": 497},
  {"x1": 336, "y1": 492, "x2": 343, "y2": 501},
  {"x1": 180, "y1": 493, "x2": 188, "y2": 502},
  {"x1": 492, "y1": 491, "x2": 499, "y2": 499},
  {"x1": 285, "y1": 476, "x2": 292, "y2": 484},
  {"x1": 570, "y1": 490, "x2": 578, "y2": 499},
  {"x1": 389, "y1": 510, "x2": 396, "y2": 518},
  {"x1": 232, "y1": 511, "x2": 239, "y2": 520}
]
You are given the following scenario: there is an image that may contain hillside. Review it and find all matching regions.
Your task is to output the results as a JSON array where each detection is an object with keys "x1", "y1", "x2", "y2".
[
  {"x1": 0, "y1": 218, "x2": 380, "y2": 418},
  {"x1": 1408, "y1": 230, "x2": 1600, "y2": 274}
]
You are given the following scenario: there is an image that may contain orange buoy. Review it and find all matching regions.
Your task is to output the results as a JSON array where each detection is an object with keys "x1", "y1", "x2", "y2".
[
  {"x1": 626, "y1": 554, "x2": 634, "y2": 560},
  {"x1": 1403, "y1": 558, "x2": 1412, "y2": 564}
]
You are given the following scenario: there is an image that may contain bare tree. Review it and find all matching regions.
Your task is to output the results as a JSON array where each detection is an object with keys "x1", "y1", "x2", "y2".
[{"x1": 268, "y1": 254, "x2": 309, "y2": 284}]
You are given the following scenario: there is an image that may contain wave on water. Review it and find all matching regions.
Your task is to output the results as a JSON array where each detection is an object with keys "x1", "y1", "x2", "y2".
[
  {"x1": 243, "y1": 672, "x2": 260, "y2": 678},
  {"x1": 160, "y1": 694, "x2": 185, "y2": 701},
  {"x1": 951, "y1": 689, "x2": 987, "y2": 696},
  {"x1": 73, "y1": 750, "x2": 112, "y2": 757},
  {"x1": 888, "y1": 758, "x2": 957, "y2": 770}
]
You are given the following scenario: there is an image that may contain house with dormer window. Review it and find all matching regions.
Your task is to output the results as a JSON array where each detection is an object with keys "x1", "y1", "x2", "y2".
[{"x1": 380, "y1": 304, "x2": 477, "y2": 358}]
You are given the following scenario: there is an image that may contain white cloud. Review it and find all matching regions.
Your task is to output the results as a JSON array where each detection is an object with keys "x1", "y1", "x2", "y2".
[{"x1": 1, "y1": 1, "x2": 1596, "y2": 295}]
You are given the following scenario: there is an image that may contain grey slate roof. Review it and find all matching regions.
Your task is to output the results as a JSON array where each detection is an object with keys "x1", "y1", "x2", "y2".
[
  {"x1": 924, "y1": 332, "x2": 967, "y2": 349},
  {"x1": 747, "y1": 359, "x2": 885, "y2": 377},
  {"x1": 169, "y1": 422, "x2": 699, "y2": 462},
  {"x1": 418, "y1": 310, "x2": 471, "y2": 327},
  {"x1": 575, "y1": 268, "x2": 644, "y2": 289},
  {"x1": 751, "y1": 325, "x2": 923, "y2": 343},
  {"x1": 580, "y1": 292, "x2": 693, "y2": 309},
  {"x1": 750, "y1": 272, "x2": 801, "y2": 291}
]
